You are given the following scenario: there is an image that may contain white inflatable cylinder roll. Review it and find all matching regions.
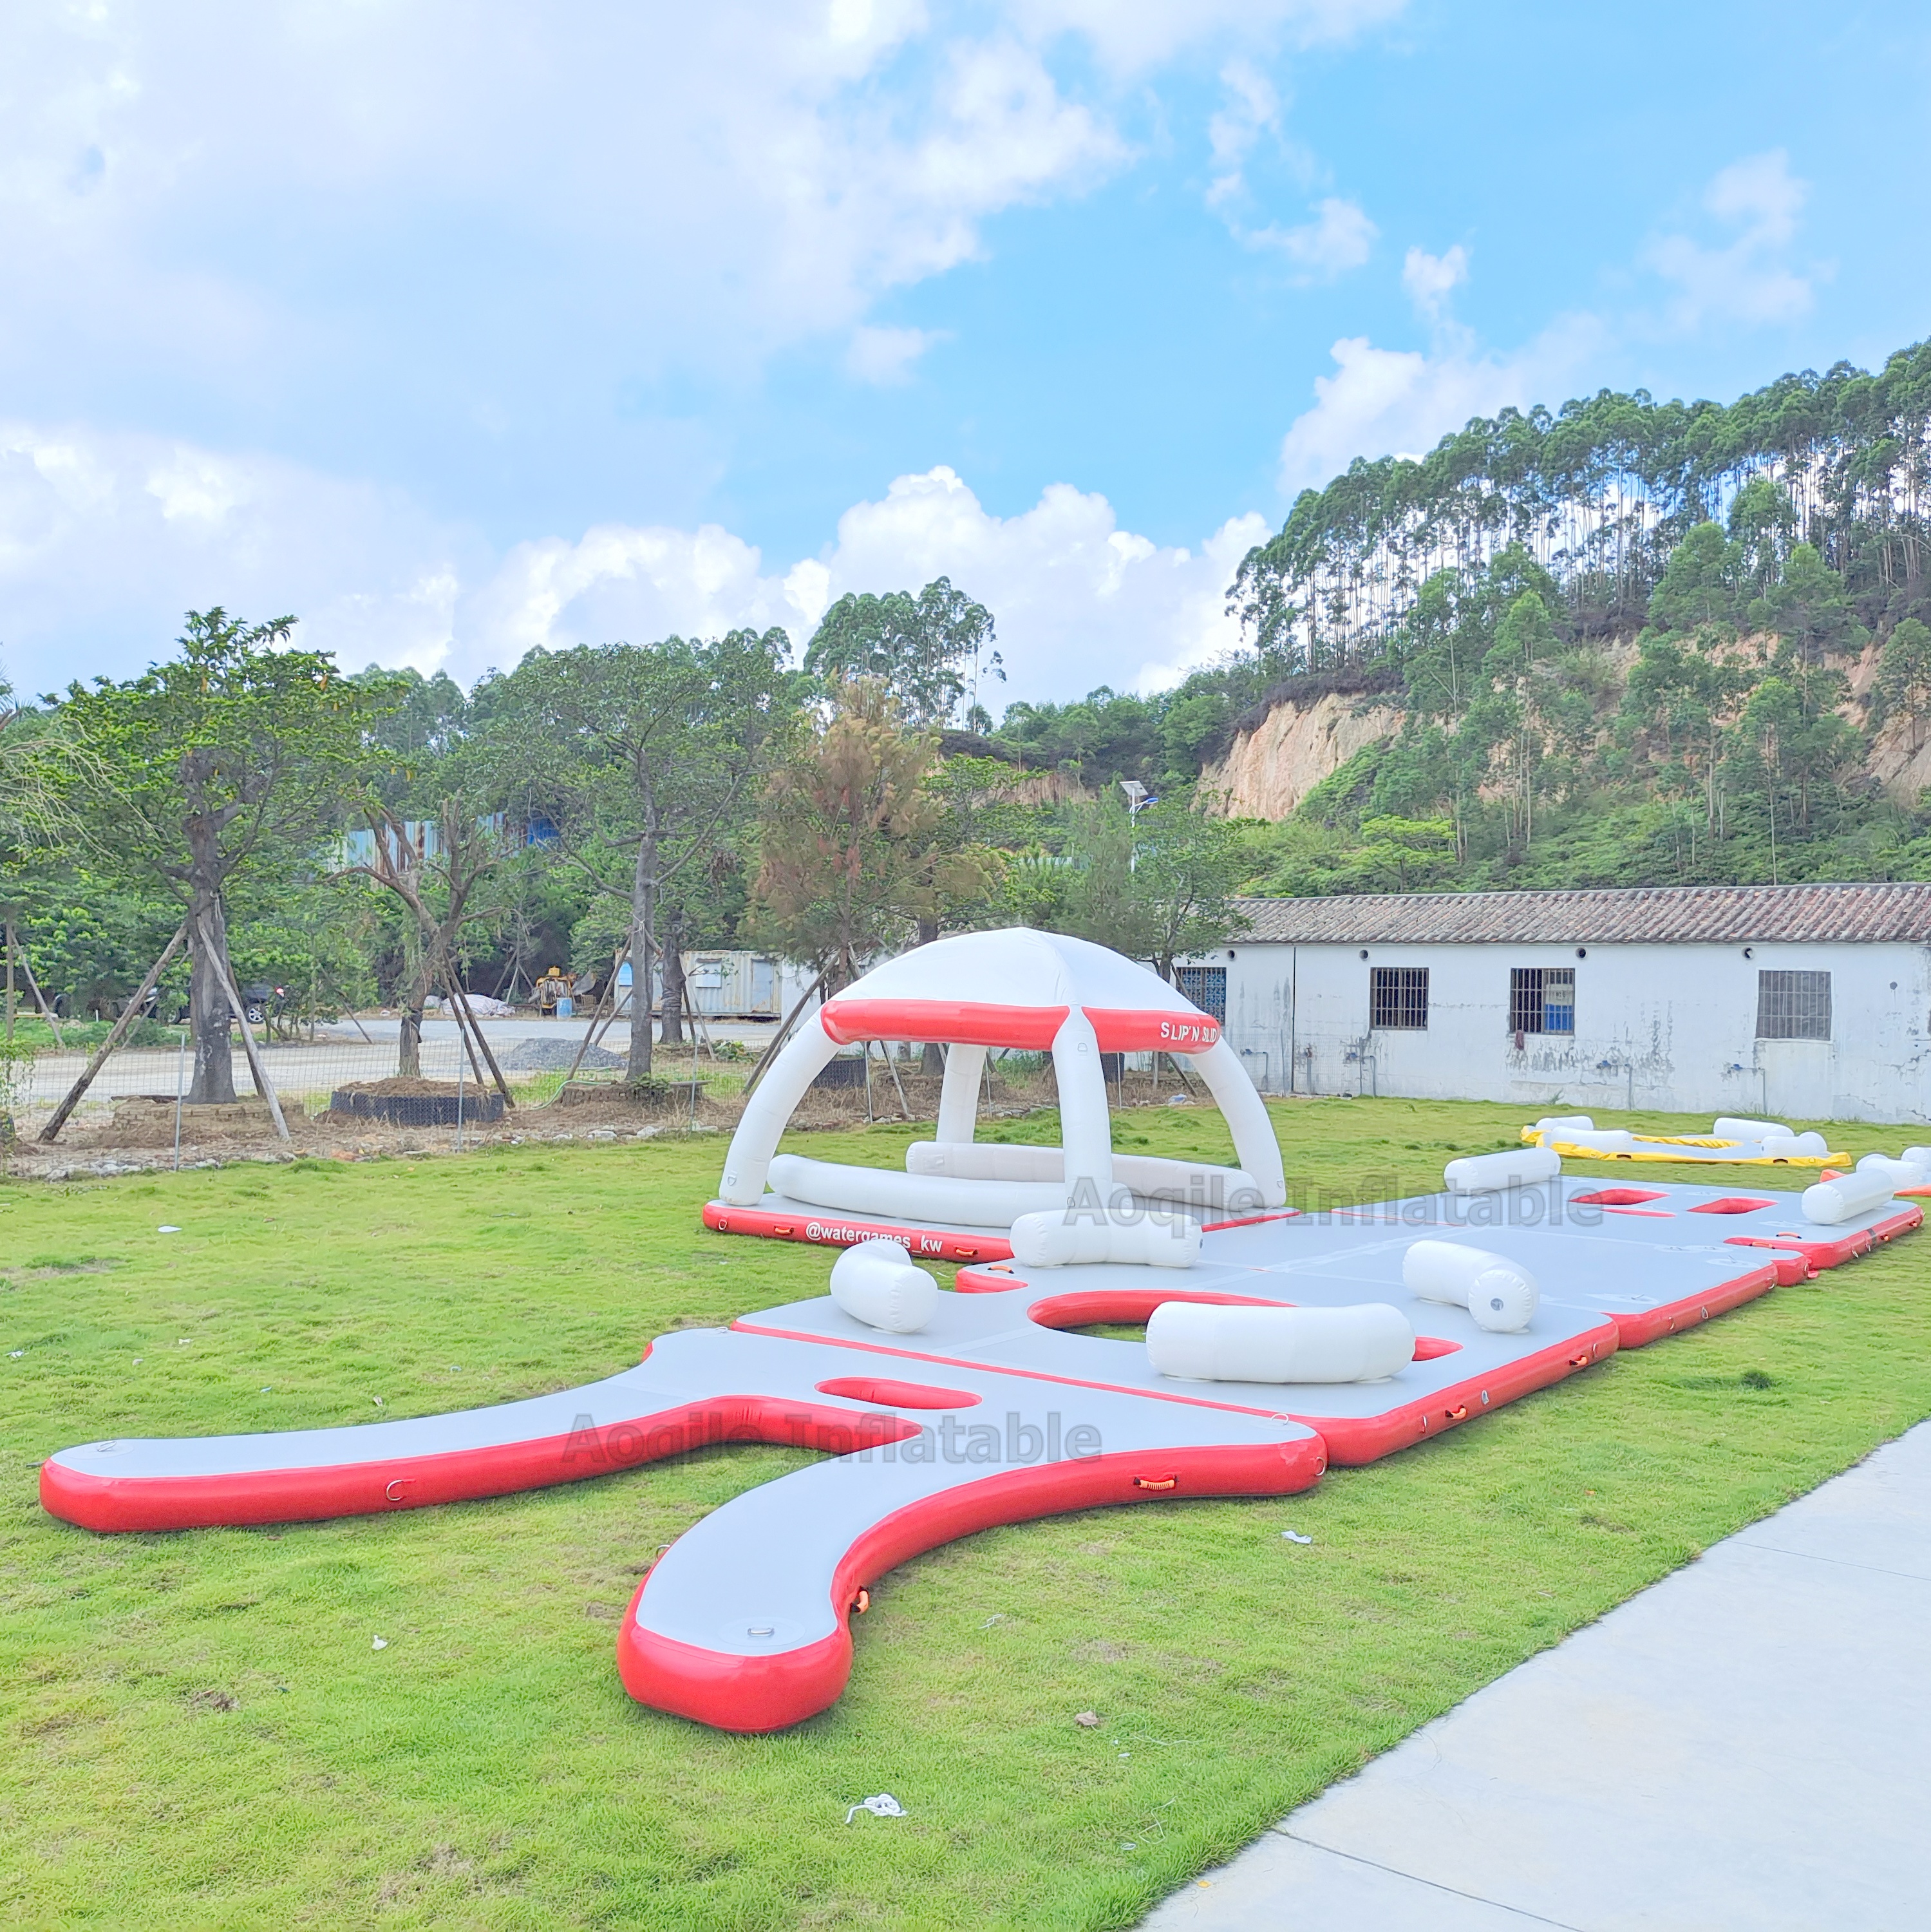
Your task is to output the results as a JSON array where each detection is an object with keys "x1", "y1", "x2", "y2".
[
  {"x1": 1402, "y1": 1240, "x2": 1540, "y2": 1333},
  {"x1": 1008, "y1": 1211, "x2": 1201, "y2": 1270},
  {"x1": 1776, "y1": 1131, "x2": 1829, "y2": 1157},
  {"x1": 1534, "y1": 1115, "x2": 1595, "y2": 1132},
  {"x1": 1715, "y1": 1117, "x2": 1791, "y2": 1141},
  {"x1": 1854, "y1": 1153, "x2": 1930, "y2": 1186},
  {"x1": 1902, "y1": 1147, "x2": 1931, "y2": 1171},
  {"x1": 1444, "y1": 1146, "x2": 1561, "y2": 1193},
  {"x1": 1147, "y1": 1300, "x2": 1413, "y2": 1384},
  {"x1": 829, "y1": 1239, "x2": 939, "y2": 1334},
  {"x1": 1549, "y1": 1128, "x2": 1635, "y2": 1154},
  {"x1": 1800, "y1": 1172, "x2": 1897, "y2": 1227}
]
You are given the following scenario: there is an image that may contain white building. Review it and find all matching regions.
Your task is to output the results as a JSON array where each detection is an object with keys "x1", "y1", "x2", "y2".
[{"x1": 1177, "y1": 882, "x2": 1931, "y2": 1126}]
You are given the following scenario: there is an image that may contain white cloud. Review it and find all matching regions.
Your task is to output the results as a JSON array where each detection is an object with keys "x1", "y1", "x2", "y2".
[
  {"x1": 0, "y1": 4, "x2": 1127, "y2": 395},
  {"x1": 845, "y1": 325, "x2": 947, "y2": 384},
  {"x1": 0, "y1": 1, "x2": 1409, "y2": 401},
  {"x1": 469, "y1": 466, "x2": 1268, "y2": 703},
  {"x1": 1014, "y1": 0, "x2": 1407, "y2": 73},
  {"x1": 806, "y1": 467, "x2": 1264, "y2": 698},
  {"x1": 1401, "y1": 243, "x2": 1467, "y2": 321},
  {"x1": 1243, "y1": 196, "x2": 1377, "y2": 281},
  {"x1": 0, "y1": 421, "x2": 467, "y2": 688},
  {"x1": 1201, "y1": 62, "x2": 1369, "y2": 279},
  {"x1": 1276, "y1": 322, "x2": 1601, "y2": 495},
  {"x1": 1206, "y1": 59, "x2": 1282, "y2": 209},
  {"x1": 1646, "y1": 150, "x2": 1821, "y2": 328},
  {"x1": 464, "y1": 522, "x2": 807, "y2": 669}
]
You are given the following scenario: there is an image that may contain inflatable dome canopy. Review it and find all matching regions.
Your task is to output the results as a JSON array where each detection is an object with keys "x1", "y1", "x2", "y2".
[{"x1": 711, "y1": 929, "x2": 1286, "y2": 1250}]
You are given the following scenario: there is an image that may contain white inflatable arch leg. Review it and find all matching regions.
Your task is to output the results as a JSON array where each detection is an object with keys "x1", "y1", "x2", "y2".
[
  {"x1": 936, "y1": 1043, "x2": 986, "y2": 1145},
  {"x1": 718, "y1": 1019, "x2": 840, "y2": 1205},
  {"x1": 1191, "y1": 1039, "x2": 1286, "y2": 1209},
  {"x1": 1050, "y1": 1008, "x2": 1114, "y2": 1207}
]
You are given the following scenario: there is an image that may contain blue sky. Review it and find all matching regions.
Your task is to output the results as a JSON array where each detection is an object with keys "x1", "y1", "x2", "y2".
[{"x1": 2, "y1": 0, "x2": 1926, "y2": 706}]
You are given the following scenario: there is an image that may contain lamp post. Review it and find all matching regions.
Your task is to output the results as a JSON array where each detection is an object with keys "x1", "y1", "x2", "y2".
[{"x1": 1119, "y1": 779, "x2": 1152, "y2": 871}]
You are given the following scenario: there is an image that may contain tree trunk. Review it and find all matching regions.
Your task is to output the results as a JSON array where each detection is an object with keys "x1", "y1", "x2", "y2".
[
  {"x1": 186, "y1": 881, "x2": 238, "y2": 1106},
  {"x1": 626, "y1": 836, "x2": 656, "y2": 1079},
  {"x1": 659, "y1": 904, "x2": 686, "y2": 1046},
  {"x1": 397, "y1": 927, "x2": 428, "y2": 1078}
]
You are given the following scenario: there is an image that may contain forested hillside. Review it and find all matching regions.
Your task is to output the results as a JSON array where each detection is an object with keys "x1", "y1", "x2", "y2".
[{"x1": 988, "y1": 338, "x2": 1931, "y2": 895}]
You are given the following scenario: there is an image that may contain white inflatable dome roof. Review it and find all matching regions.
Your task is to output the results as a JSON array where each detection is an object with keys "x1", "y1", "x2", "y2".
[{"x1": 820, "y1": 927, "x2": 1222, "y2": 1054}]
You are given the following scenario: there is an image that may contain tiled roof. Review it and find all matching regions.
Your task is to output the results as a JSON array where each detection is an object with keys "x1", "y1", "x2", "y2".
[{"x1": 1232, "y1": 882, "x2": 1931, "y2": 946}]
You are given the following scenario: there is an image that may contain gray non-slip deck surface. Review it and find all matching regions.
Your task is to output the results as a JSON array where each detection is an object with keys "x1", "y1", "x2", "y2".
[{"x1": 1144, "y1": 1421, "x2": 1931, "y2": 1931}]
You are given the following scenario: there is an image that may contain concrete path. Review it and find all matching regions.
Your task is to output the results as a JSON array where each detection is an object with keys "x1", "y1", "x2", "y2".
[{"x1": 1144, "y1": 1421, "x2": 1931, "y2": 1931}]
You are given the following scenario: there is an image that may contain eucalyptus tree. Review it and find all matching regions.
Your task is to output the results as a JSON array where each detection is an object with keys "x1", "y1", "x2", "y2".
[
  {"x1": 804, "y1": 578, "x2": 1001, "y2": 727},
  {"x1": 489, "y1": 629, "x2": 795, "y2": 1077}
]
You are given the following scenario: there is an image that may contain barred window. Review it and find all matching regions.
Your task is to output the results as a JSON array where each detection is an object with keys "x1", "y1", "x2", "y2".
[
  {"x1": 1371, "y1": 966, "x2": 1429, "y2": 1030},
  {"x1": 1756, "y1": 969, "x2": 1831, "y2": 1041},
  {"x1": 1509, "y1": 966, "x2": 1575, "y2": 1035},
  {"x1": 1175, "y1": 965, "x2": 1227, "y2": 1023}
]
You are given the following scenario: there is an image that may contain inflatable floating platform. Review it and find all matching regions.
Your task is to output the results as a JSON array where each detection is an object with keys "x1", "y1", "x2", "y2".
[
  {"x1": 40, "y1": 1171, "x2": 1918, "y2": 1730},
  {"x1": 33, "y1": 930, "x2": 1928, "y2": 1733}
]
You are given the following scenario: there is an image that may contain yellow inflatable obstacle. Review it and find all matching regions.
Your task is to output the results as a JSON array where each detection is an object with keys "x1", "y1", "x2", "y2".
[{"x1": 1520, "y1": 1115, "x2": 1846, "y2": 1167}]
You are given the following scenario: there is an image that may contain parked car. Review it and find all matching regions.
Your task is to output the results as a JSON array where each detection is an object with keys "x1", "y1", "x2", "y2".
[{"x1": 236, "y1": 982, "x2": 289, "y2": 1027}]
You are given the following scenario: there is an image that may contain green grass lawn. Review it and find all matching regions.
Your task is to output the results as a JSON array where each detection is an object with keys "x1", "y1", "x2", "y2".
[{"x1": 2, "y1": 1097, "x2": 1927, "y2": 1929}]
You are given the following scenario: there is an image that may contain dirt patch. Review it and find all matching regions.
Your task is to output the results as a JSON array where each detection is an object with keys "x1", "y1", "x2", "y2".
[
  {"x1": 332, "y1": 1076, "x2": 470, "y2": 1098},
  {"x1": 10, "y1": 1049, "x2": 1196, "y2": 1180},
  {"x1": 69, "y1": 1099, "x2": 326, "y2": 1151}
]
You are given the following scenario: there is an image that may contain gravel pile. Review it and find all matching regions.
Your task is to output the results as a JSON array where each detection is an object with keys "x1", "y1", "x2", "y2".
[{"x1": 495, "y1": 1037, "x2": 626, "y2": 1073}]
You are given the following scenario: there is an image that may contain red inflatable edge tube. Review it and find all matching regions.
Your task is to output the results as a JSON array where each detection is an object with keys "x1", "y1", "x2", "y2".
[
  {"x1": 615, "y1": 1434, "x2": 1326, "y2": 1732},
  {"x1": 1723, "y1": 1202, "x2": 1923, "y2": 1272},
  {"x1": 702, "y1": 1200, "x2": 1013, "y2": 1264},
  {"x1": 1601, "y1": 1260, "x2": 1782, "y2": 1349},
  {"x1": 39, "y1": 1396, "x2": 926, "y2": 1535},
  {"x1": 1312, "y1": 1318, "x2": 1620, "y2": 1465}
]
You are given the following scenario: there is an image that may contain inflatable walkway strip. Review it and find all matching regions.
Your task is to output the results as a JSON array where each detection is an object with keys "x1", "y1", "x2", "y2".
[
  {"x1": 39, "y1": 1392, "x2": 927, "y2": 1535},
  {"x1": 614, "y1": 1434, "x2": 1324, "y2": 1733}
]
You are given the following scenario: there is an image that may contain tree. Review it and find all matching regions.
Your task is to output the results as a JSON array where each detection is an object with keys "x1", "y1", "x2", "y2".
[
  {"x1": 1648, "y1": 522, "x2": 1739, "y2": 636},
  {"x1": 804, "y1": 578, "x2": 1001, "y2": 727},
  {"x1": 1481, "y1": 588, "x2": 1559, "y2": 847},
  {"x1": 339, "y1": 798, "x2": 507, "y2": 1079},
  {"x1": 1879, "y1": 618, "x2": 1931, "y2": 751},
  {"x1": 748, "y1": 680, "x2": 993, "y2": 987},
  {"x1": 1036, "y1": 786, "x2": 1253, "y2": 980},
  {"x1": 1766, "y1": 541, "x2": 1861, "y2": 665},
  {"x1": 489, "y1": 630, "x2": 793, "y2": 1077},
  {"x1": 1098, "y1": 788, "x2": 1254, "y2": 981},
  {"x1": 55, "y1": 611, "x2": 377, "y2": 1104}
]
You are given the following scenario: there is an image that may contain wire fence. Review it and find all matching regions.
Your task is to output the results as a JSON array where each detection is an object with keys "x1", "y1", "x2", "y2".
[{"x1": 0, "y1": 1014, "x2": 777, "y2": 1168}]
